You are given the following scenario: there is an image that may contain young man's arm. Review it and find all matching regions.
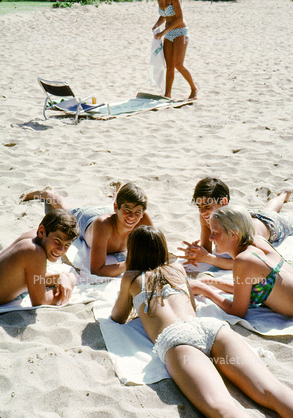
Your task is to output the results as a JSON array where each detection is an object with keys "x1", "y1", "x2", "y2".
[
  {"x1": 44, "y1": 272, "x2": 76, "y2": 304},
  {"x1": 200, "y1": 216, "x2": 212, "y2": 252},
  {"x1": 25, "y1": 249, "x2": 74, "y2": 306},
  {"x1": 90, "y1": 219, "x2": 126, "y2": 277},
  {"x1": 89, "y1": 210, "x2": 153, "y2": 278},
  {"x1": 25, "y1": 253, "x2": 60, "y2": 306}
]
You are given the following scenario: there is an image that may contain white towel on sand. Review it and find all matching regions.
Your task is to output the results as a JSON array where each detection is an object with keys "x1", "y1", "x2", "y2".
[
  {"x1": 2, "y1": 234, "x2": 293, "y2": 385},
  {"x1": 93, "y1": 275, "x2": 293, "y2": 385},
  {"x1": 0, "y1": 236, "x2": 125, "y2": 313},
  {"x1": 0, "y1": 262, "x2": 114, "y2": 314}
]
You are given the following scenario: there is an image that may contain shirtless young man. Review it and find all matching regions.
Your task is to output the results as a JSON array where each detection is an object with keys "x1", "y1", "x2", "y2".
[
  {"x1": 22, "y1": 183, "x2": 153, "y2": 277},
  {"x1": 178, "y1": 177, "x2": 292, "y2": 270},
  {"x1": 0, "y1": 209, "x2": 79, "y2": 306}
]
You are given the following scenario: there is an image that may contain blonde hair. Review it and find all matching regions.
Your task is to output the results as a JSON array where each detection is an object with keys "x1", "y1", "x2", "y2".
[{"x1": 211, "y1": 205, "x2": 255, "y2": 247}]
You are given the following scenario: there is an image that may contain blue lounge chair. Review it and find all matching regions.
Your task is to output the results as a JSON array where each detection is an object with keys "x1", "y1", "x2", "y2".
[{"x1": 38, "y1": 78, "x2": 104, "y2": 124}]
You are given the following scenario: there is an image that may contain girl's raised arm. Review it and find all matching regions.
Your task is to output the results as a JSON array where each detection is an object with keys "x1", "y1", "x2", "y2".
[{"x1": 190, "y1": 256, "x2": 252, "y2": 318}]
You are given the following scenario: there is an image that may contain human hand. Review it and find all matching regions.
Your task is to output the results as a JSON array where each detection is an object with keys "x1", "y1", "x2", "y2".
[
  {"x1": 55, "y1": 272, "x2": 76, "y2": 305},
  {"x1": 154, "y1": 31, "x2": 164, "y2": 40},
  {"x1": 177, "y1": 240, "x2": 209, "y2": 266},
  {"x1": 188, "y1": 279, "x2": 207, "y2": 296}
]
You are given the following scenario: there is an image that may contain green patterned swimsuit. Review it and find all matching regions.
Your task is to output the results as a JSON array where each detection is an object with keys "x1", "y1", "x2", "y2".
[{"x1": 249, "y1": 251, "x2": 285, "y2": 308}]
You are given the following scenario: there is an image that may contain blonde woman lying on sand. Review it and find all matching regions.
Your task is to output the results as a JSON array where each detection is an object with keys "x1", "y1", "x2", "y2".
[
  {"x1": 152, "y1": 0, "x2": 197, "y2": 99},
  {"x1": 111, "y1": 225, "x2": 293, "y2": 418},
  {"x1": 178, "y1": 177, "x2": 293, "y2": 270},
  {"x1": 189, "y1": 205, "x2": 293, "y2": 319}
]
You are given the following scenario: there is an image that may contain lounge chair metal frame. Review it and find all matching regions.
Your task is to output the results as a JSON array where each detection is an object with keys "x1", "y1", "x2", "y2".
[{"x1": 38, "y1": 78, "x2": 103, "y2": 124}]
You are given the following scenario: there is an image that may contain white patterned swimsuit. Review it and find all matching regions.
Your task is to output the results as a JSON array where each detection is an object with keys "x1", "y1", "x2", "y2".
[
  {"x1": 132, "y1": 268, "x2": 228, "y2": 364},
  {"x1": 158, "y1": 0, "x2": 189, "y2": 42},
  {"x1": 132, "y1": 269, "x2": 189, "y2": 314}
]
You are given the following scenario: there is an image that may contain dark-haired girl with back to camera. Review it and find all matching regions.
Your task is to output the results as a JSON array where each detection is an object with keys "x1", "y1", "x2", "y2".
[{"x1": 111, "y1": 225, "x2": 293, "y2": 418}]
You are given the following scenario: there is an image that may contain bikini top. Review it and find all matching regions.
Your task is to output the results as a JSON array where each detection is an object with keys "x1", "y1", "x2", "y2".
[
  {"x1": 159, "y1": 0, "x2": 175, "y2": 17},
  {"x1": 132, "y1": 266, "x2": 189, "y2": 314},
  {"x1": 249, "y1": 251, "x2": 285, "y2": 305}
]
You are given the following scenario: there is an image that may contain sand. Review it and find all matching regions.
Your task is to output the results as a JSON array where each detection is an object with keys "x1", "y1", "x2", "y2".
[{"x1": 0, "y1": 0, "x2": 293, "y2": 416}]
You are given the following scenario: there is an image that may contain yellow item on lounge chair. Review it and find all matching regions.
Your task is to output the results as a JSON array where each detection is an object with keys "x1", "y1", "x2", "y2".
[{"x1": 38, "y1": 78, "x2": 104, "y2": 124}]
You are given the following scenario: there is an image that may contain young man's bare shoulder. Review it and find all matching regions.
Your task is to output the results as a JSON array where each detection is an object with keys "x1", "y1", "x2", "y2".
[
  {"x1": 92, "y1": 213, "x2": 114, "y2": 230},
  {"x1": 2, "y1": 238, "x2": 46, "y2": 267},
  {"x1": 18, "y1": 238, "x2": 46, "y2": 257}
]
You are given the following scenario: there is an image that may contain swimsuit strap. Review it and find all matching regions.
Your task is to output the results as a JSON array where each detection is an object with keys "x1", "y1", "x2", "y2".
[
  {"x1": 167, "y1": 265, "x2": 186, "y2": 282},
  {"x1": 249, "y1": 251, "x2": 285, "y2": 275},
  {"x1": 142, "y1": 266, "x2": 186, "y2": 314},
  {"x1": 273, "y1": 257, "x2": 285, "y2": 274},
  {"x1": 141, "y1": 271, "x2": 146, "y2": 292},
  {"x1": 255, "y1": 236, "x2": 284, "y2": 258},
  {"x1": 141, "y1": 272, "x2": 149, "y2": 314}
]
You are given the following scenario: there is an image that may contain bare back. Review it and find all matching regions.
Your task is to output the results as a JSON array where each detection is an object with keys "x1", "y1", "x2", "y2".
[
  {"x1": 246, "y1": 237, "x2": 293, "y2": 315},
  {"x1": 0, "y1": 233, "x2": 47, "y2": 304},
  {"x1": 129, "y1": 263, "x2": 196, "y2": 343}
]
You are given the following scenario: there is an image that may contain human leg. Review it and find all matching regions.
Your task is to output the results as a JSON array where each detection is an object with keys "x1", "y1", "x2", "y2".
[
  {"x1": 20, "y1": 188, "x2": 71, "y2": 211},
  {"x1": 251, "y1": 208, "x2": 293, "y2": 243},
  {"x1": 264, "y1": 190, "x2": 291, "y2": 212},
  {"x1": 211, "y1": 326, "x2": 293, "y2": 417},
  {"x1": 70, "y1": 205, "x2": 112, "y2": 241},
  {"x1": 163, "y1": 38, "x2": 175, "y2": 98},
  {"x1": 165, "y1": 345, "x2": 249, "y2": 418},
  {"x1": 252, "y1": 218, "x2": 271, "y2": 240},
  {"x1": 251, "y1": 190, "x2": 292, "y2": 241},
  {"x1": 173, "y1": 35, "x2": 197, "y2": 99}
]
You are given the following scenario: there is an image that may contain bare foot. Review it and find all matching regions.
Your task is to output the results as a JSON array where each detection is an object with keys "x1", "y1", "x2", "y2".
[
  {"x1": 279, "y1": 190, "x2": 292, "y2": 203},
  {"x1": 20, "y1": 187, "x2": 54, "y2": 203},
  {"x1": 102, "y1": 181, "x2": 124, "y2": 200},
  {"x1": 188, "y1": 87, "x2": 198, "y2": 101},
  {"x1": 112, "y1": 181, "x2": 124, "y2": 202},
  {"x1": 20, "y1": 187, "x2": 70, "y2": 211},
  {"x1": 164, "y1": 92, "x2": 172, "y2": 99}
]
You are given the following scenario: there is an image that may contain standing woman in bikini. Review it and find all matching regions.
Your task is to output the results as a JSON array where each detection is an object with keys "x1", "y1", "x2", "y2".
[
  {"x1": 152, "y1": 0, "x2": 197, "y2": 100},
  {"x1": 189, "y1": 205, "x2": 293, "y2": 319}
]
